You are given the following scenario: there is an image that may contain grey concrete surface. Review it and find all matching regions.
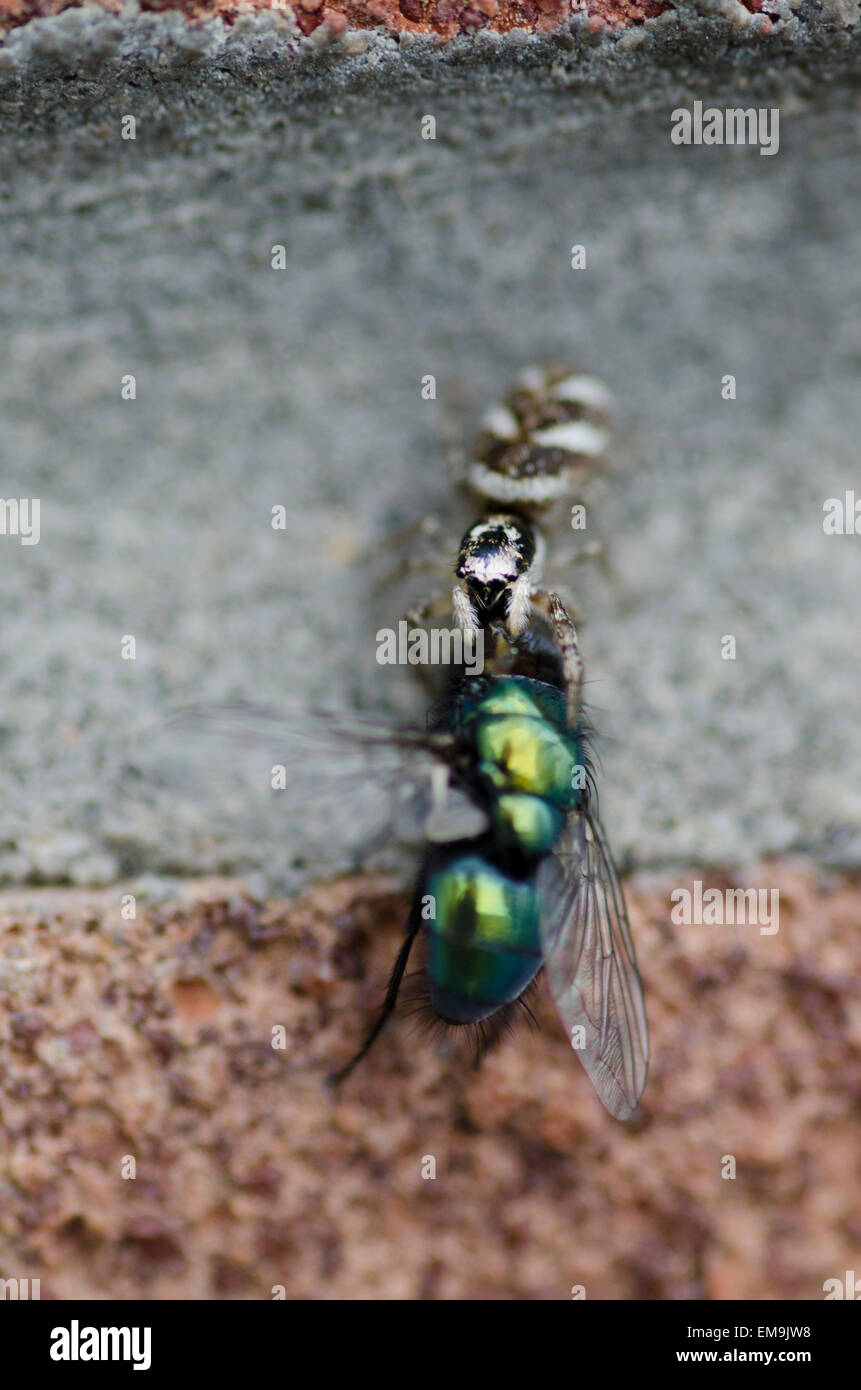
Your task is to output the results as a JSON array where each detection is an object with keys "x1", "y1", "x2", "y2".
[{"x1": 0, "y1": 3, "x2": 860, "y2": 892}]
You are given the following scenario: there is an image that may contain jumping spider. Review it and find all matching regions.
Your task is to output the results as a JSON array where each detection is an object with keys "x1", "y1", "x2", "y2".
[{"x1": 403, "y1": 364, "x2": 614, "y2": 646}]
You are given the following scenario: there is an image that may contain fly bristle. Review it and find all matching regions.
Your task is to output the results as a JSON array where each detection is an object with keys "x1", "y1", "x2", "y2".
[
  {"x1": 576, "y1": 712, "x2": 602, "y2": 814},
  {"x1": 469, "y1": 988, "x2": 541, "y2": 1069},
  {"x1": 398, "y1": 963, "x2": 542, "y2": 1070}
]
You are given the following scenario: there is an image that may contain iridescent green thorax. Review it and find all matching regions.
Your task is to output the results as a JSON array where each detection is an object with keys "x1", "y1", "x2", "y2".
[
  {"x1": 426, "y1": 676, "x2": 584, "y2": 1025},
  {"x1": 494, "y1": 793, "x2": 564, "y2": 855},
  {"x1": 443, "y1": 674, "x2": 584, "y2": 828}
]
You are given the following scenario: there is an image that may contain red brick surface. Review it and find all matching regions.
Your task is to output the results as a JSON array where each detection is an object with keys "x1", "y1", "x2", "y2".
[
  {"x1": 1, "y1": 862, "x2": 858, "y2": 1299},
  {"x1": 0, "y1": 0, "x2": 772, "y2": 41}
]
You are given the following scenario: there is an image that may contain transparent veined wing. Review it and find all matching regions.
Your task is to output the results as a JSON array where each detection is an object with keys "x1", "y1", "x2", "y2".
[
  {"x1": 156, "y1": 701, "x2": 489, "y2": 854},
  {"x1": 538, "y1": 804, "x2": 648, "y2": 1120}
]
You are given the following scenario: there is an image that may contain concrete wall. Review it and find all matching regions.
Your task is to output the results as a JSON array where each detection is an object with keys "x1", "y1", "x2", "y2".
[{"x1": 1, "y1": 2, "x2": 860, "y2": 890}]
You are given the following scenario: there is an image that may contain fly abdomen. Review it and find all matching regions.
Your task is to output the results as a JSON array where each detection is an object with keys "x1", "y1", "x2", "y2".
[{"x1": 425, "y1": 854, "x2": 544, "y2": 1025}]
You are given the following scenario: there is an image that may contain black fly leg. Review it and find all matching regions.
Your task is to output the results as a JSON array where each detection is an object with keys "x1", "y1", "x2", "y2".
[{"x1": 329, "y1": 904, "x2": 422, "y2": 1085}]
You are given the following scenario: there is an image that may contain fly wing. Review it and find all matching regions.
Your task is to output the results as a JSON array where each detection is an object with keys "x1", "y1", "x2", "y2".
[
  {"x1": 538, "y1": 806, "x2": 648, "y2": 1120},
  {"x1": 156, "y1": 701, "x2": 488, "y2": 852}
]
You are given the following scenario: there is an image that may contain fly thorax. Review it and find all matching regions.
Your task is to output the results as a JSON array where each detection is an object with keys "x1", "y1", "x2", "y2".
[
  {"x1": 477, "y1": 713, "x2": 581, "y2": 809},
  {"x1": 493, "y1": 793, "x2": 564, "y2": 854}
]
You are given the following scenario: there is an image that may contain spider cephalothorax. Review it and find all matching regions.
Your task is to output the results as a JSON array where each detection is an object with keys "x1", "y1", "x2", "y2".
[{"x1": 453, "y1": 513, "x2": 545, "y2": 637}]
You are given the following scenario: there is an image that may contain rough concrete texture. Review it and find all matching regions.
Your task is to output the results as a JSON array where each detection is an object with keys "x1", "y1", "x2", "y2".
[
  {"x1": 1, "y1": 0, "x2": 860, "y2": 121},
  {"x1": 0, "y1": 864, "x2": 858, "y2": 1299},
  {"x1": 2, "y1": 2, "x2": 861, "y2": 888}
]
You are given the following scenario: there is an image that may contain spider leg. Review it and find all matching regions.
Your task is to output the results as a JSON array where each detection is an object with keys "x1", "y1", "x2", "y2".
[{"x1": 529, "y1": 588, "x2": 585, "y2": 725}]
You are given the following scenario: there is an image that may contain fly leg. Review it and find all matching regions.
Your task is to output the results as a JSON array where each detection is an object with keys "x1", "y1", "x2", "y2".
[{"x1": 329, "y1": 904, "x2": 422, "y2": 1085}]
